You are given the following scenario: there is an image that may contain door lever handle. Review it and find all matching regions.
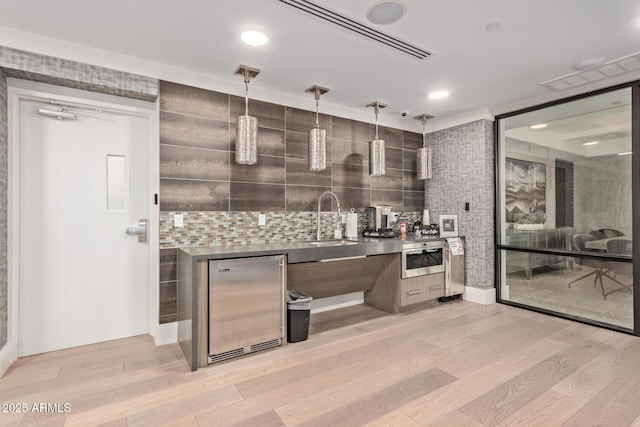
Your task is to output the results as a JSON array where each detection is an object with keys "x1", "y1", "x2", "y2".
[{"x1": 126, "y1": 219, "x2": 148, "y2": 243}]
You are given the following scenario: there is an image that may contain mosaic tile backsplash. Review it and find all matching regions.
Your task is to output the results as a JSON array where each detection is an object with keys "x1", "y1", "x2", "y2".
[{"x1": 159, "y1": 210, "x2": 422, "y2": 248}]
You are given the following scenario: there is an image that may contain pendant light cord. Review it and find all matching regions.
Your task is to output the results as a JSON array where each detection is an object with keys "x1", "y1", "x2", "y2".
[
  {"x1": 244, "y1": 80, "x2": 249, "y2": 116},
  {"x1": 315, "y1": 93, "x2": 320, "y2": 130},
  {"x1": 374, "y1": 104, "x2": 379, "y2": 140},
  {"x1": 422, "y1": 121, "x2": 427, "y2": 148}
]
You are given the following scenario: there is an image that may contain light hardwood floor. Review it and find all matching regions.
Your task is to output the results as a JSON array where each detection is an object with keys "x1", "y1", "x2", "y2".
[{"x1": 2, "y1": 301, "x2": 640, "y2": 426}]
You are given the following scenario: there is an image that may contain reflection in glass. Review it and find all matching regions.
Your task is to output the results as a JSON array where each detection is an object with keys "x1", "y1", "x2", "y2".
[
  {"x1": 501, "y1": 250, "x2": 633, "y2": 330},
  {"x1": 497, "y1": 87, "x2": 633, "y2": 331}
]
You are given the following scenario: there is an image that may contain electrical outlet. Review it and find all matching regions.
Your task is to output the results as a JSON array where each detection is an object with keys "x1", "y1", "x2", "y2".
[
  {"x1": 258, "y1": 213, "x2": 266, "y2": 226},
  {"x1": 174, "y1": 213, "x2": 184, "y2": 227}
]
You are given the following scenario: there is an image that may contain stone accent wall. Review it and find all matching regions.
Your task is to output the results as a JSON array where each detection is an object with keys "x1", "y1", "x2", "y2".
[
  {"x1": 574, "y1": 155, "x2": 632, "y2": 235},
  {"x1": 0, "y1": 46, "x2": 158, "y2": 101},
  {"x1": 425, "y1": 119, "x2": 495, "y2": 290}
]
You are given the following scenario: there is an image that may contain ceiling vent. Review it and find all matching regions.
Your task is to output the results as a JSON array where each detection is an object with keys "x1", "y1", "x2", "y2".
[
  {"x1": 276, "y1": 0, "x2": 433, "y2": 60},
  {"x1": 540, "y1": 52, "x2": 640, "y2": 91}
]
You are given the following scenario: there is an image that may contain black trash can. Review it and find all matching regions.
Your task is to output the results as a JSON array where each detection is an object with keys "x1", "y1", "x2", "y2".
[{"x1": 287, "y1": 290, "x2": 313, "y2": 343}]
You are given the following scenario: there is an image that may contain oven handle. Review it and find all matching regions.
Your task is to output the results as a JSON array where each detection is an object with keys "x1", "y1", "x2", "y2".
[{"x1": 403, "y1": 248, "x2": 442, "y2": 254}]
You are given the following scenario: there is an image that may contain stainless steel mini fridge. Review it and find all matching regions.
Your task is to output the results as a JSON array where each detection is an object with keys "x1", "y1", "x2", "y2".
[{"x1": 208, "y1": 255, "x2": 285, "y2": 364}]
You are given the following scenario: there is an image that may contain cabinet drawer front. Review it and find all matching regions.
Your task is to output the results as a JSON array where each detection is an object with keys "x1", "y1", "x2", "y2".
[
  {"x1": 427, "y1": 283, "x2": 444, "y2": 300},
  {"x1": 400, "y1": 278, "x2": 427, "y2": 306},
  {"x1": 424, "y1": 272, "x2": 445, "y2": 287}
]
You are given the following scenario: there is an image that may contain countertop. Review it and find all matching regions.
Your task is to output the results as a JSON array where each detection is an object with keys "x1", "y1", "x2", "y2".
[{"x1": 178, "y1": 235, "x2": 451, "y2": 263}]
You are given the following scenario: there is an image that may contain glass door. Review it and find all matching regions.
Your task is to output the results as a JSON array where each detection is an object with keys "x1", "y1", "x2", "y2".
[{"x1": 495, "y1": 84, "x2": 637, "y2": 333}]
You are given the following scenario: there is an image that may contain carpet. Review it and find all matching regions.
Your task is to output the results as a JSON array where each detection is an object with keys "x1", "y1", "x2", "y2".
[{"x1": 505, "y1": 264, "x2": 633, "y2": 330}]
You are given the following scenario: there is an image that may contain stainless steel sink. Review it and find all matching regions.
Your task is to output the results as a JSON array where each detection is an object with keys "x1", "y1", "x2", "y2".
[{"x1": 308, "y1": 240, "x2": 359, "y2": 247}]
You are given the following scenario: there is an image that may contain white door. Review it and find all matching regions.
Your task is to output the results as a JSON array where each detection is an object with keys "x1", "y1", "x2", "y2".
[{"x1": 17, "y1": 89, "x2": 152, "y2": 356}]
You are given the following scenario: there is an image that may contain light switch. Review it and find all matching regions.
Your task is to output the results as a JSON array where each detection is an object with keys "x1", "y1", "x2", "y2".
[
  {"x1": 174, "y1": 213, "x2": 184, "y2": 227},
  {"x1": 258, "y1": 213, "x2": 266, "y2": 226}
]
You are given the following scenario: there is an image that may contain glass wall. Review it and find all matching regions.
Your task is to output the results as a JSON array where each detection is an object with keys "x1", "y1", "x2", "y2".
[{"x1": 496, "y1": 86, "x2": 634, "y2": 331}]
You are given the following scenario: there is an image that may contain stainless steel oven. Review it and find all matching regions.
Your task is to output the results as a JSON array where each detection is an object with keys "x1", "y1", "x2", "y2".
[{"x1": 401, "y1": 240, "x2": 445, "y2": 278}]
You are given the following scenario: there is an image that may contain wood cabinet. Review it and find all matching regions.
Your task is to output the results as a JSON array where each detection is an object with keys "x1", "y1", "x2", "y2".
[
  {"x1": 399, "y1": 274, "x2": 445, "y2": 306},
  {"x1": 365, "y1": 253, "x2": 445, "y2": 313},
  {"x1": 287, "y1": 254, "x2": 392, "y2": 299}
]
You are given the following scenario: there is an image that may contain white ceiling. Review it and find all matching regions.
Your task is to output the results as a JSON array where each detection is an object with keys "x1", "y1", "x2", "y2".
[{"x1": 1, "y1": 0, "x2": 639, "y2": 132}]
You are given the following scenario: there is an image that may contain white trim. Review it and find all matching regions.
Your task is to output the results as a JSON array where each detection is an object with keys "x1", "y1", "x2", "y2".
[
  {"x1": 463, "y1": 286, "x2": 496, "y2": 305},
  {"x1": 147, "y1": 102, "x2": 160, "y2": 342},
  {"x1": 7, "y1": 80, "x2": 158, "y2": 364},
  {"x1": 153, "y1": 322, "x2": 177, "y2": 346},
  {"x1": 0, "y1": 340, "x2": 17, "y2": 378},
  {"x1": 310, "y1": 292, "x2": 364, "y2": 314}
]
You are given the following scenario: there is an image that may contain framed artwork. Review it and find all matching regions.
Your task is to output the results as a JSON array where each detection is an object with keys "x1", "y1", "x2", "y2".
[
  {"x1": 439, "y1": 215, "x2": 458, "y2": 237},
  {"x1": 505, "y1": 157, "x2": 546, "y2": 224}
]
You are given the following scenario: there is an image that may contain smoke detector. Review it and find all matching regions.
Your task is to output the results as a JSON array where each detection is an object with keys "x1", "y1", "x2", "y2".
[{"x1": 575, "y1": 57, "x2": 605, "y2": 71}]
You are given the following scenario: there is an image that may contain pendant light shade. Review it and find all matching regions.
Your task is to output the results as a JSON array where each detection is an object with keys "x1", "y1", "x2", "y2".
[
  {"x1": 417, "y1": 146, "x2": 432, "y2": 180},
  {"x1": 415, "y1": 114, "x2": 434, "y2": 180},
  {"x1": 309, "y1": 128, "x2": 327, "y2": 171},
  {"x1": 367, "y1": 101, "x2": 387, "y2": 177},
  {"x1": 234, "y1": 65, "x2": 260, "y2": 165},
  {"x1": 306, "y1": 85, "x2": 329, "y2": 171},
  {"x1": 236, "y1": 115, "x2": 258, "y2": 165}
]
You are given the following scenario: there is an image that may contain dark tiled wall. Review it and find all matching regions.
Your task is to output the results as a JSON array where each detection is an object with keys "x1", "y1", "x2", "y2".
[
  {"x1": 0, "y1": 69, "x2": 7, "y2": 350},
  {"x1": 159, "y1": 248, "x2": 177, "y2": 324},
  {"x1": 159, "y1": 80, "x2": 424, "y2": 213},
  {"x1": 157, "y1": 80, "x2": 426, "y2": 323}
]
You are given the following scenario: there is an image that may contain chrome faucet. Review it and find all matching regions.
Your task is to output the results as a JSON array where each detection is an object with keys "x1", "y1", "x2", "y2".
[{"x1": 316, "y1": 191, "x2": 341, "y2": 240}]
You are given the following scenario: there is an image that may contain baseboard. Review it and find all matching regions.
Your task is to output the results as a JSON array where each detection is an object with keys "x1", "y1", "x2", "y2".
[
  {"x1": 311, "y1": 292, "x2": 364, "y2": 314},
  {"x1": 153, "y1": 322, "x2": 178, "y2": 346},
  {"x1": 0, "y1": 341, "x2": 18, "y2": 378},
  {"x1": 463, "y1": 286, "x2": 496, "y2": 305}
]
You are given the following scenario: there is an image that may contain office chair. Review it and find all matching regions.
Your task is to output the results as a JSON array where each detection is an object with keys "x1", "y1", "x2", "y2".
[
  {"x1": 603, "y1": 238, "x2": 633, "y2": 300},
  {"x1": 568, "y1": 233, "x2": 610, "y2": 294},
  {"x1": 599, "y1": 228, "x2": 625, "y2": 238}
]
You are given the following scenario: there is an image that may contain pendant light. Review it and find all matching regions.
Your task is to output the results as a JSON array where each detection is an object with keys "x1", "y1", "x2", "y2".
[
  {"x1": 415, "y1": 114, "x2": 434, "y2": 180},
  {"x1": 367, "y1": 101, "x2": 387, "y2": 176},
  {"x1": 305, "y1": 85, "x2": 329, "y2": 171},
  {"x1": 234, "y1": 65, "x2": 260, "y2": 165}
]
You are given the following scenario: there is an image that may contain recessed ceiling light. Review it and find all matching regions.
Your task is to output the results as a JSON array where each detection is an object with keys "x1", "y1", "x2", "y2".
[
  {"x1": 428, "y1": 91, "x2": 449, "y2": 100},
  {"x1": 605, "y1": 133, "x2": 618, "y2": 138},
  {"x1": 582, "y1": 141, "x2": 599, "y2": 146},
  {"x1": 529, "y1": 123, "x2": 547, "y2": 130},
  {"x1": 241, "y1": 30, "x2": 268, "y2": 46},
  {"x1": 617, "y1": 151, "x2": 632, "y2": 156},
  {"x1": 366, "y1": 1, "x2": 406, "y2": 25}
]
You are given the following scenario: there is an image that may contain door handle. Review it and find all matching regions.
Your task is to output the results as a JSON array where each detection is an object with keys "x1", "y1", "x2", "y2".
[{"x1": 126, "y1": 218, "x2": 148, "y2": 243}]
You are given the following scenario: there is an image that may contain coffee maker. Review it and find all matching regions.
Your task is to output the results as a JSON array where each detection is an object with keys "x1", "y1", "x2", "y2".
[{"x1": 364, "y1": 205, "x2": 397, "y2": 237}]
